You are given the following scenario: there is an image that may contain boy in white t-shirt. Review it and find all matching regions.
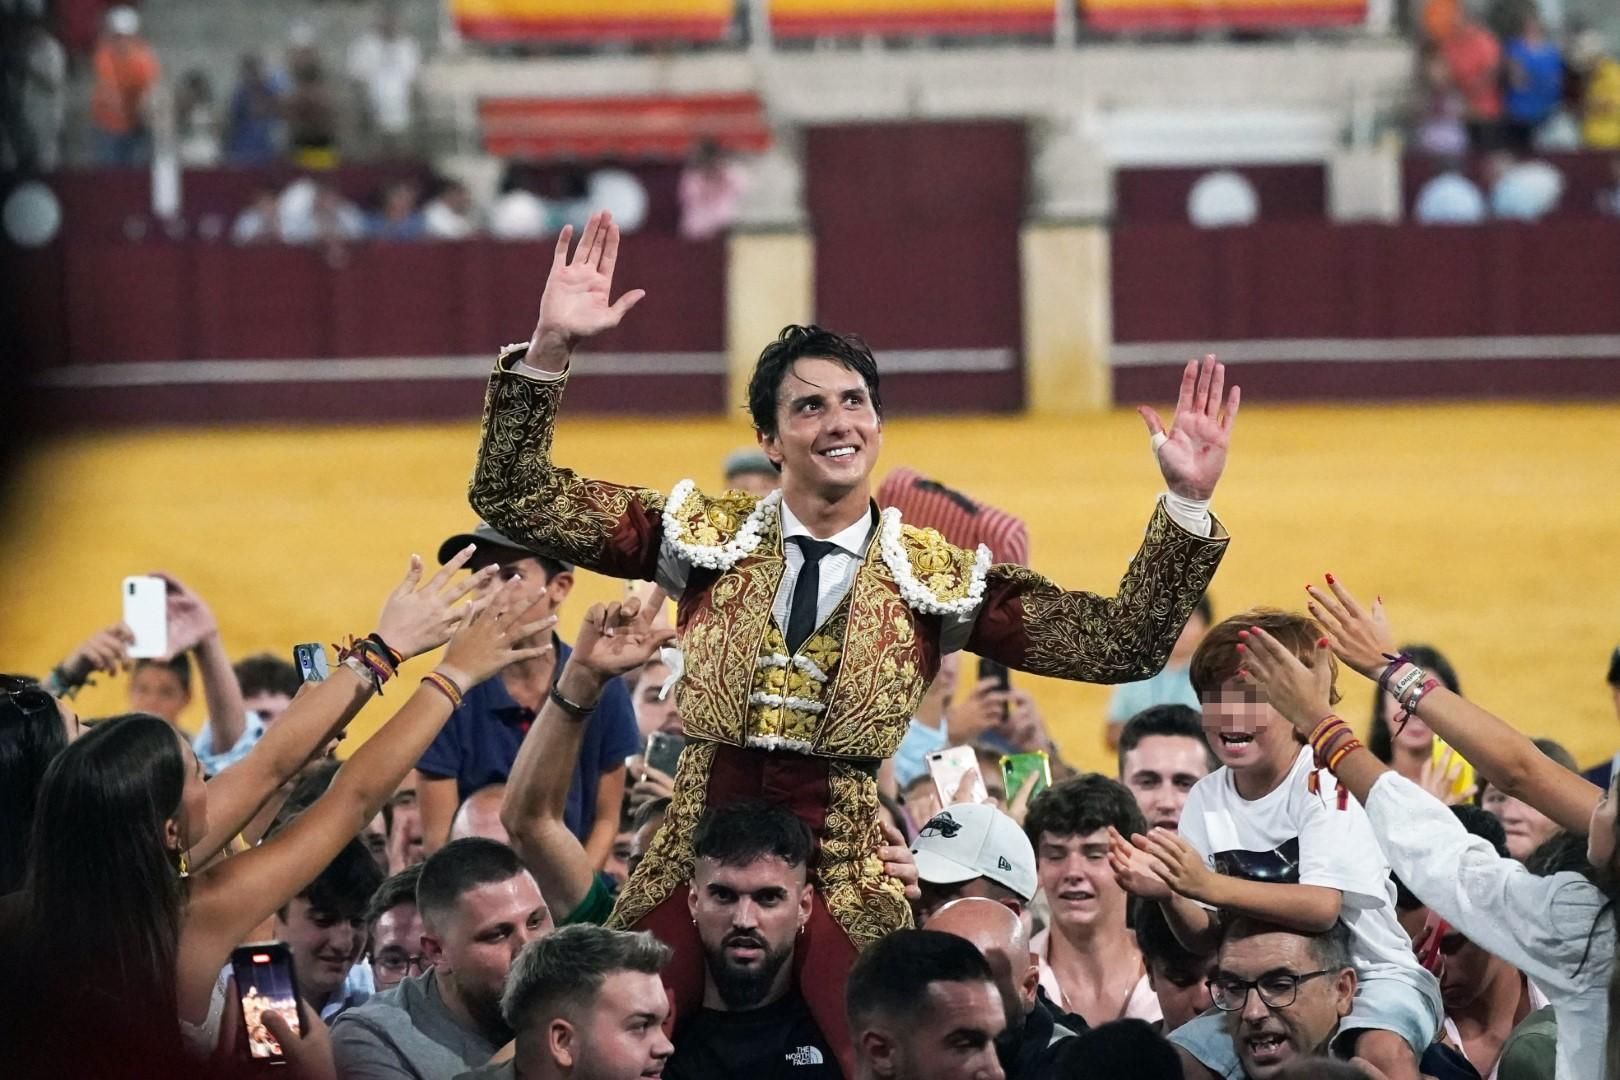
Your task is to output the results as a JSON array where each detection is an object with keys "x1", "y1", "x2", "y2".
[{"x1": 1110, "y1": 608, "x2": 1441, "y2": 1080}]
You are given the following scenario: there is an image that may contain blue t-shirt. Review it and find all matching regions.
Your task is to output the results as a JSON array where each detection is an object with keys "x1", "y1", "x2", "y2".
[
  {"x1": 1504, "y1": 39, "x2": 1564, "y2": 125},
  {"x1": 415, "y1": 638, "x2": 638, "y2": 841}
]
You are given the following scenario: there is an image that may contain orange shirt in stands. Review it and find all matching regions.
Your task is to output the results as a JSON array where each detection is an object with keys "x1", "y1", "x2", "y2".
[{"x1": 91, "y1": 38, "x2": 160, "y2": 135}]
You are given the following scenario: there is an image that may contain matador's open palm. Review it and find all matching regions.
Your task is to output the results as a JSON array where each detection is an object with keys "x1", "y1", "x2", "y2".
[
  {"x1": 1139, "y1": 354, "x2": 1241, "y2": 502},
  {"x1": 528, "y1": 210, "x2": 646, "y2": 367}
]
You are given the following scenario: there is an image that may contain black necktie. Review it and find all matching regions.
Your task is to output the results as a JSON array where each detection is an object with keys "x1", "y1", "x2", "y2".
[{"x1": 786, "y1": 537, "x2": 839, "y2": 654}]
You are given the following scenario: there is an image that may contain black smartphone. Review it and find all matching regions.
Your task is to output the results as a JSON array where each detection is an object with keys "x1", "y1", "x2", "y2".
[
  {"x1": 977, "y1": 657, "x2": 1012, "y2": 723},
  {"x1": 977, "y1": 657, "x2": 1012, "y2": 692},
  {"x1": 644, "y1": 731, "x2": 686, "y2": 778},
  {"x1": 230, "y1": 942, "x2": 303, "y2": 1065},
  {"x1": 293, "y1": 643, "x2": 329, "y2": 683}
]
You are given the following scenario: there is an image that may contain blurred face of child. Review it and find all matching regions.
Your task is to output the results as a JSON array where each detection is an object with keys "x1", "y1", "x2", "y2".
[{"x1": 1199, "y1": 678, "x2": 1299, "y2": 776}]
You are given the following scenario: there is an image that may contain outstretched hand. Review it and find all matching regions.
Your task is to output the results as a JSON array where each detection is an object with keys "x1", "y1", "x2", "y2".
[
  {"x1": 1139, "y1": 355, "x2": 1240, "y2": 502},
  {"x1": 570, "y1": 590, "x2": 678, "y2": 680},
  {"x1": 527, "y1": 211, "x2": 646, "y2": 368},
  {"x1": 375, "y1": 547, "x2": 500, "y2": 659},
  {"x1": 438, "y1": 578, "x2": 558, "y2": 690},
  {"x1": 1235, "y1": 627, "x2": 1335, "y2": 737},
  {"x1": 1304, "y1": 576, "x2": 1396, "y2": 681}
]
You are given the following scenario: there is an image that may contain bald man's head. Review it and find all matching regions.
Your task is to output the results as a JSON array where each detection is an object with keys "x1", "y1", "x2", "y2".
[
  {"x1": 925, "y1": 897, "x2": 1037, "y2": 1030},
  {"x1": 450, "y1": 784, "x2": 511, "y2": 846}
]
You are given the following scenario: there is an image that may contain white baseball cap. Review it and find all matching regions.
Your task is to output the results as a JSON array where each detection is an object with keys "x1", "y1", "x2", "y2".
[
  {"x1": 911, "y1": 803, "x2": 1037, "y2": 902},
  {"x1": 107, "y1": 6, "x2": 139, "y2": 34}
]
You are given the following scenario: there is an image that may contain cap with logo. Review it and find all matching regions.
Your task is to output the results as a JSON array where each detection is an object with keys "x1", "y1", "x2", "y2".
[
  {"x1": 436, "y1": 521, "x2": 573, "y2": 575},
  {"x1": 910, "y1": 802, "x2": 1037, "y2": 902}
]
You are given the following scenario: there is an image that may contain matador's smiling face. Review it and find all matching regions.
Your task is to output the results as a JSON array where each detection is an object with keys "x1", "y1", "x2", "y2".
[{"x1": 759, "y1": 358, "x2": 884, "y2": 504}]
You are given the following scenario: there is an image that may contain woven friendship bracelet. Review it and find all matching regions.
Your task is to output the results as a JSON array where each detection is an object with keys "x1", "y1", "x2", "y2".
[{"x1": 421, "y1": 671, "x2": 465, "y2": 708}]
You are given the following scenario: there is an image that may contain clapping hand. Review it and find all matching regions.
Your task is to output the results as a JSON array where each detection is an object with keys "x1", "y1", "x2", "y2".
[
  {"x1": 1123, "y1": 827, "x2": 1219, "y2": 904},
  {"x1": 375, "y1": 547, "x2": 500, "y2": 660},
  {"x1": 1107, "y1": 826, "x2": 1174, "y2": 901},
  {"x1": 1139, "y1": 355, "x2": 1240, "y2": 502},
  {"x1": 528, "y1": 211, "x2": 646, "y2": 367}
]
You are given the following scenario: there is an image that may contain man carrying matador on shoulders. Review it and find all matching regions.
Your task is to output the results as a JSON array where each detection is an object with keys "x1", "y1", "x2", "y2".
[{"x1": 468, "y1": 212, "x2": 1240, "y2": 1061}]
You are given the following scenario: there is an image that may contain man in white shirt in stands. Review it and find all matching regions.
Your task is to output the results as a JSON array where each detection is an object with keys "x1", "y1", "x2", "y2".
[{"x1": 347, "y1": 1, "x2": 420, "y2": 156}]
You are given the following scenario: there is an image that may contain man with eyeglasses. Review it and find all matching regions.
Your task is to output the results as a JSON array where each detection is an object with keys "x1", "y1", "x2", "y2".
[
  {"x1": 1205, "y1": 917, "x2": 1355, "y2": 1080},
  {"x1": 366, "y1": 864, "x2": 428, "y2": 992}
]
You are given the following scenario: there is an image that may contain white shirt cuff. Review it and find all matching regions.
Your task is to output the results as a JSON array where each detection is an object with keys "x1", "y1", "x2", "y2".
[{"x1": 1160, "y1": 492, "x2": 1213, "y2": 538}]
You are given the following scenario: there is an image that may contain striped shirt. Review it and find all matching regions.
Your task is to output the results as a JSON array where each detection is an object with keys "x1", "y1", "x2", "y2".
[{"x1": 877, "y1": 466, "x2": 1030, "y2": 565}]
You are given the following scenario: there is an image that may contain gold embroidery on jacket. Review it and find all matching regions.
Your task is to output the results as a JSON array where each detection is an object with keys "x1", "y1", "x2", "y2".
[{"x1": 607, "y1": 741, "x2": 716, "y2": 932}]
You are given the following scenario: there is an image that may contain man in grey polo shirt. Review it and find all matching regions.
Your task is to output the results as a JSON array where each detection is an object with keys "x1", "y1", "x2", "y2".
[{"x1": 331, "y1": 839, "x2": 552, "y2": 1079}]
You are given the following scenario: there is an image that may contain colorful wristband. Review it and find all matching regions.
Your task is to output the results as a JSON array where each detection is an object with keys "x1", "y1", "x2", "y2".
[{"x1": 421, "y1": 670, "x2": 465, "y2": 709}]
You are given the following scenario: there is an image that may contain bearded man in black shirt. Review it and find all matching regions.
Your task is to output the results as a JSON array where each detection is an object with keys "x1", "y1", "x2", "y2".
[{"x1": 664, "y1": 801, "x2": 843, "y2": 1080}]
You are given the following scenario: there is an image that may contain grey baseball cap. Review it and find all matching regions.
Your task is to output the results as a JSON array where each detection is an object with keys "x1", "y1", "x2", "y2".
[{"x1": 437, "y1": 521, "x2": 573, "y2": 574}]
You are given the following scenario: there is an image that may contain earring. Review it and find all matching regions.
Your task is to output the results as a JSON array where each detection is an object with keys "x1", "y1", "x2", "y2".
[{"x1": 177, "y1": 849, "x2": 189, "y2": 878}]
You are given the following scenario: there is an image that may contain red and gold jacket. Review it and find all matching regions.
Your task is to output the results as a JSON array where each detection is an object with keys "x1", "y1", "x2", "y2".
[{"x1": 470, "y1": 347, "x2": 1229, "y2": 946}]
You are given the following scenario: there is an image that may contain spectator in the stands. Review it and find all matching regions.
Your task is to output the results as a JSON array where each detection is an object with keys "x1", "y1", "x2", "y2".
[
  {"x1": 1132, "y1": 899, "x2": 1213, "y2": 1034},
  {"x1": 1412, "y1": 47, "x2": 1470, "y2": 158},
  {"x1": 678, "y1": 139, "x2": 750, "y2": 241},
  {"x1": 365, "y1": 864, "x2": 428, "y2": 993},
  {"x1": 423, "y1": 179, "x2": 481, "y2": 240},
  {"x1": 1502, "y1": 6, "x2": 1565, "y2": 152},
  {"x1": 1116, "y1": 704, "x2": 1215, "y2": 832},
  {"x1": 1485, "y1": 150, "x2": 1565, "y2": 220},
  {"x1": 368, "y1": 179, "x2": 427, "y2": 241},
  {"x1": 1430, "y1": 0, "x2": 1502, "y2": 151},
  {"x1": 281, "y1": 178, "x2": 366, "y2": 246},
  {"x1": 450, "y1": 784, "x2": 511, "y2": 846},
  {"x1": 225, "y1": 53, "x2": 284, "y2": 165},
  {"x1": 1574, "y1": 33, "x2": 1620, "y2": 149},
  {"x1": 175, "y1": 69, "x2": 222, "y2": 167},
  {"x1": 722, "y1": 448, "x2": 780, "y2": 498},
  {"x1": 89, "y1": 6, "x2": 160, "y2": 167},
  {"x1": 1482, "y1": 737, "x2": 1579, "y2": 860},
  {"x1": 232, "y1": 186, "x2": 284, "y2": 245},
  {"x1": 1105, "y1": 597, "x2": 1210, "y2": 750},
  {"x1": 348, "y1": 1, "x2": 422, "y2": 159},
  {"x1": 284, "y1": 27, "x2": 340, "y2": 169},
  {"x1": 8, "y1": 2, "x2": 66, "y2": 173},
  {"x1": 1414, "y1": 157, "x2": 1488, "y2": 224},
  {"x1": 236, "y1": 654, "x2": 302, "y2": 728},
  {"x1": 274, "y1": 837, "x2": 384, "y2": 1021}
]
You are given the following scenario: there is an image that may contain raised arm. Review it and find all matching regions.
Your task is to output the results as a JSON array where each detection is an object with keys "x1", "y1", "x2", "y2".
[
  {"x1": 967, "y1": 357, "x2": 1237, "y2": 682},
  {"x1": 190, "y1": 551, "x2": 495, "y2": 865},
  {"x1": 468, "y1": 211, "x2": 666, "y2": 581},
  {"x1": 159, "y1": 575, "x2": 250, "y2": 758},
  {"x1": 501, "y1": 594, "x2": 675, "y2": 918},
  {"x1": 1300, "y1": 578, "x2": 1602, "y2": 835},
  {"x1": 182, "y1": 579, "x2": 555, "y2": 971}
]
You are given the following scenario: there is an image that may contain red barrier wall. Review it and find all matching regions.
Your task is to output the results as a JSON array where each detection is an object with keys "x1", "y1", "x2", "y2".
[
  {"x1": 1111, "y1": 220, "x2": 1620, "y2": 399},
  {"x1": 806, "y1": 122, "x2": 1027, "y2": 413},
  {"x1": 28, "y1": 236, "x2": 727, "y2": 425}
]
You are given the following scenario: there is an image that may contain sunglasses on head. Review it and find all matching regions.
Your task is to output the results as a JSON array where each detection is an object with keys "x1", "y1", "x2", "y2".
[{"x1": 1, "y1": 675, "x2": 57, "y2": 720}]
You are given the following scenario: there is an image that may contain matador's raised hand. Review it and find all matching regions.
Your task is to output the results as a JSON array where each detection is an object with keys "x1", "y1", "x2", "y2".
[
  {"x1": 527, "y1": 210, "x2": 647, "y2": 372},
  {"x1": 1138, "y1": 354, "x2": 1241, "y2": 502}
]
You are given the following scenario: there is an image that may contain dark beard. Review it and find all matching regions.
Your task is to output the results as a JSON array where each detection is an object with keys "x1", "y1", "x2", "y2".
[
  {"x1": 459, "y1": 977, "x2": 514, "y2": 1045},
  {"x1": 702, "y1": 931, "x2": 794, "y2": 1010}
]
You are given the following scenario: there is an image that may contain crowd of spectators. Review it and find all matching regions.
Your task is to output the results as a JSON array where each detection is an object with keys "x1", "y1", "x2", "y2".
[
  {"x1": 1409, "y1": 0, "x2": 1620, "y2": 221},
  {"x1": 3, "y1": 409, "x2": 1617, "y2": 1080}
]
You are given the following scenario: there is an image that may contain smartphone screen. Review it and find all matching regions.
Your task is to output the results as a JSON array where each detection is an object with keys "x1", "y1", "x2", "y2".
[
  {"x1": 928, "y1": 745, "x2": 987, "y2": 806},
  {"x1": 122, "y1": 576, "x2": 168, "y2": 659},
  {"x1": 644, "y1": 731, "x2": 686, "y2": 778},
  {"x1": 230, "y1": 943, "x2": 302, "y2": 1063},
  {"x1": 1000, "y1": 750, "x2": 1052, "y2": 803},
  {"x1": 976, "y1": 657, "x2": 1012, "y2": 692},
  {"x1": 293, "y1": 643, "x2": 329, "y2": 683}
]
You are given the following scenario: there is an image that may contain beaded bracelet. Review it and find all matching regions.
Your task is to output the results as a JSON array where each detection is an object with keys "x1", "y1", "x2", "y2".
[{"x1": 421, "y1": 670, "x2": 465, "y2": 709}]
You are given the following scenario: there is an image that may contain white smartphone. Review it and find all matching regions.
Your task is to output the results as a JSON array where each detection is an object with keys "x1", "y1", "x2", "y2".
[
  {"x1": 122, "y1": 575, "x2": 168, "y2": 659},
  {"x1": 927, "y1": 745, "x2": 987, "y2": 806}
]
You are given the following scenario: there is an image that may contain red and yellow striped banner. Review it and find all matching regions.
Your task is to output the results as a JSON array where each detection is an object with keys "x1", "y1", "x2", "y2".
[
  {"x1": 452, "y1": 0, "x2": 733, "y2": 43},
  {"x1": 771, "y1": 0, "x2": 1055, "y2": 37},
  {"x1": 1081, "y1": 0, "x2": 1363, "y2": 30}
]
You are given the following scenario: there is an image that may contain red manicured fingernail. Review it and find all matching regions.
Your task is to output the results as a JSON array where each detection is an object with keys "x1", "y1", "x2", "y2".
[
  {"x1": 1237, "y1": 630, "x2": 1249, "y2": 639},
  {"x1": 1325, "y1": 572, "x2": 1336, "y2": 584},
  {"x1": 1236, "y1": 644, "x2": 1246, "y2": 652},
  {"x1": 1317, "y1": 637, "x2": 1330, "y2": 647},
  {"x1": 1236, "y1": 668, "x2": 1248, "y2": 677}
]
